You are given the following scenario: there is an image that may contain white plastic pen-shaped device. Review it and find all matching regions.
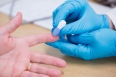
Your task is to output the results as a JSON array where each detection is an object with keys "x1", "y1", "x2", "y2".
[{"x1": 52, "y1": 20, "x2": 66, "y2": 36}]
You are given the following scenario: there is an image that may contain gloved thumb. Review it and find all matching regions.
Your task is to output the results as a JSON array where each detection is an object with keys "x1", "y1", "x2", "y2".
[
  {"x1": 46, "y1": 41, "x2": 93, "y2": 60},
  {"x1": 60, "y1": 19, "x2": 91, "y2": 35},
  {"x1": 67, "y1": 33, "x2": 94, "y2": 44}
]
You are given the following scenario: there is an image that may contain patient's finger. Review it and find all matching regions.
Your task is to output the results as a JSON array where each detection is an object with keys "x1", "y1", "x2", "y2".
[
  {"x1": 29, "y1": 63, "x2": 61, "y2": 77},
  {"x1": 0, "y1": 12, "x2": 22, "y2": 35},
  {"x1": 30, "y1": 52, "x2": 66, "y2": 68},
  {"x1": 20, "y1": 71, "x2": 49, "y2": 77},
  {"x1": 23, "y1": 34, "x2": 59, "y2": 46}
]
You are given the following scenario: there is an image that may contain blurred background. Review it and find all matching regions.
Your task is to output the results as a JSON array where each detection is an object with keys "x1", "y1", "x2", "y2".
[
  {"x1": 0, "y1": 0, "x2": 115, "y2": 29},
  {"x1": 95, "y1": 0, "x2": 116, "y2": 8},
  {"x1": 0, "y1": 0, "x2": 116, "y2": 8},
  {"x1": 0, "y1": 0, "x2": 13, "y2": 5},
  {"x1": 90, "y1": 0, "x2": 116, "y2": 8}
]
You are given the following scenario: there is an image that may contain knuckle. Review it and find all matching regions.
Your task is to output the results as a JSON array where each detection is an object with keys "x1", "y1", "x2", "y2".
[{"x1": 82, "y1": 52, "x2": 93, "y2": 60}]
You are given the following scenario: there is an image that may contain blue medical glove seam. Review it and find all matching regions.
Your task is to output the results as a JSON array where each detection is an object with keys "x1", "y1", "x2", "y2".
[
  {"x1": 100, "y1": 15, "x2": 110, "y2": 28},
  {"x1": 71, "y1": 1, "x2": 85, "y2": 19},
  {"x1": 85, "y1": 45, "x2": 93, "y2": 60},
  {"x1": 67, "y1": 0, "x2": 87, "y2": 19},
  {"x1": 90, "y1": 45, "x2": 95, "y2": 60},
  {"x1": 75, "y1": 46, "x2": 83, "y2": 59},
  {"x1": 104, "y1": 14, "x2": 111, "y2": 28},
  {"x1": 111, "y1": 39, "x2": 116, "y2": 56},
  {"x1": 114, "y1": 39, "x2": 116, "y2": 56},
  {"x1": 104, "y1": 15, "x2": 110, "y2": 28},
  {"x1": 106, "y1": 40, "x2": 116, "y2": 56},
  {"x1": 52, "y1": 1, "x2": 71, "y2": 22}
]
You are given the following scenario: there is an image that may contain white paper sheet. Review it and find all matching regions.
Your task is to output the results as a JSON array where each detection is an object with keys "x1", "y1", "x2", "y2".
[{"x1": 0, "y1": 0, "x2": 112, "y2": 30}]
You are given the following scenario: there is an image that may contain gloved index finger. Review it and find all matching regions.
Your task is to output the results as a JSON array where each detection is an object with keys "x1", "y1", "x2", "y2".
[
  {"x1": 53, "y1": 1, "x2": 81, "y2": 28},
  {"x1": 46, "y1": 40, "x2": 93, "y2": 60}
]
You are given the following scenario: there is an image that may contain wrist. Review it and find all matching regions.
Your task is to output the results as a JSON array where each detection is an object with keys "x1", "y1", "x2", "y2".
[
  {"x1": 107, "y1": 15, "x2": 115, "y2": 30},
  {"x1": 105, "y1": 8, "x2": 116, "y2": 30}
]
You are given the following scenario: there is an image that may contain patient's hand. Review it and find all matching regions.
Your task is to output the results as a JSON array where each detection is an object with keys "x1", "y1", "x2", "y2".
[{"x1": 0, "y1": 12, "x2": 66, "y2": 77}]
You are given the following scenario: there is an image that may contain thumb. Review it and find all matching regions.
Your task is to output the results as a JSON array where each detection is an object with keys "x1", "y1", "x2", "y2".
[
  {"x1": 60, "y1": 19, "x2": 87, "y2": 34},
  {"x1": 60, "y1": 16, "x2": 99, "y2": 35},
  {"x1": 67, "y1": 33, "x2": 94, "y2": 44},
  {"x1": 0, "y1": 12, "x2": 22, "y2": 35}
]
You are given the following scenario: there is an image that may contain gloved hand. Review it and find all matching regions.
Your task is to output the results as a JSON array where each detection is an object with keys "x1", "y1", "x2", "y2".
[
  {"x1": 47, "y1": 29, "x2": 116, "y2": 60},
  {"x1": 52, "y1": 0, "x2": 110, "y2": 35}
]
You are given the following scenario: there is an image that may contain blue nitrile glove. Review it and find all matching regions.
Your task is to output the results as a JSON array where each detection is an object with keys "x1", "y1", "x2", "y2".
[
  {"x1": 47, "y1": 29, "x2": 116, "y2": 60},
  {"x1": 52, "y1": 0, "x2": 110, "y2": 35}
]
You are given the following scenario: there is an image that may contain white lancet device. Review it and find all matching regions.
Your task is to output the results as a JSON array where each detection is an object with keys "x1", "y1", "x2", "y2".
[{"x1": 52, "y1": 20, "x2": 66, "y2": 36}]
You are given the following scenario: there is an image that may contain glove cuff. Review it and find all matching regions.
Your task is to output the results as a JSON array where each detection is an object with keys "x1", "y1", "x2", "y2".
[{"x1": 105, "y1": 8, "x2": 116, "y2": 30}]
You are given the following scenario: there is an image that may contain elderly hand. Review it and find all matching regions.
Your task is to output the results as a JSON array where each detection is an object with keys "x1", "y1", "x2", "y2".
[{"x1": 0, "y1": 12, "x2": 66, "y2": 77}]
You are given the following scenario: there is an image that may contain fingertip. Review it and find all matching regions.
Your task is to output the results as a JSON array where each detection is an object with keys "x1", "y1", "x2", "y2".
[
  {"x1": 60, "y1": 59, "x2": 67, "y2": 68},
  {"x1": 52, "y1": 34, "x2": 59, "y2": 39},
  {"x1": 54, "y1": 58, "x2": 67, "y2": 68},
  {"x1": 0, "y1": 12, "x2": 23, "y2": 34},
  {"x1": 48, "y1": 34, "x2": 59, "y2": 42},
  {"x1": 14, "y1": 12, "x2": 22, "y2": 26},
  {"x1": 53, "y1": 70, "x2": 62, "y2": 77},
  {"x1": 48, "y1": 69, "x2": 62, "y2": 77},
  {"x1": 17, "y1": 12, "x2": 22, "y2": 17}
]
